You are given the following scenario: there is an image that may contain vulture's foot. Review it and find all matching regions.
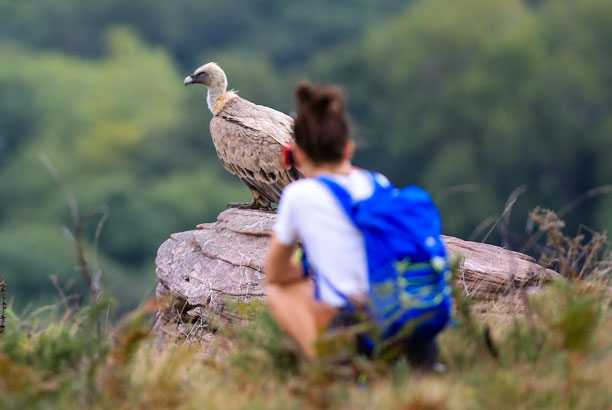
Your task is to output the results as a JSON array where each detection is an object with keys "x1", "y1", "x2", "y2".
[
  {"x1": 226, "y1": 201, "x2": 255, "y2": 209},
  {"x1": 226, "y1": 199, "x2": 275, "y2": 211}
]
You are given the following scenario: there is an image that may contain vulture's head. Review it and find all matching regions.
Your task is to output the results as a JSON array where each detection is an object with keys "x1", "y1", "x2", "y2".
[{"x1": 184, "y1": 62, "x2": 227, "y2": 90}]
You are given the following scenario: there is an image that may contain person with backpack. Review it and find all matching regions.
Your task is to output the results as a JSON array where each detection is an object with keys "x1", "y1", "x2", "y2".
[{"x1": 265, "y1": 82, "x2": 452, "y2": 367}]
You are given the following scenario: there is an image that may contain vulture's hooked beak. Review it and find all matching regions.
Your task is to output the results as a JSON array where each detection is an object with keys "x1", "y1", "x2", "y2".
[
  {"x1": 184, "y1": 72, "x2": 210, "y2": 87},
  {"x1": 184, "y1": 75, "x2": 195, "y2": 87}
]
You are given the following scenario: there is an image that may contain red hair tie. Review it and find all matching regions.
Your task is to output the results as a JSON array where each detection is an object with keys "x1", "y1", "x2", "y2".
[{"x1": 282, "y1": 144, "x2": 296, "y2": 169}]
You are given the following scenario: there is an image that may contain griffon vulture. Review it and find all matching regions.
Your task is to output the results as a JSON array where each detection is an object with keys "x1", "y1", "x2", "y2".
[{"x1": 184, "y1": 62, "x2": 301, "y2": 209}]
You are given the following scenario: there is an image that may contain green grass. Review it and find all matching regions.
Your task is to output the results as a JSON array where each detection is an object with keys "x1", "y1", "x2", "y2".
[{"x1": 0, "y1": 277, "x2": 610, "y2": 410}]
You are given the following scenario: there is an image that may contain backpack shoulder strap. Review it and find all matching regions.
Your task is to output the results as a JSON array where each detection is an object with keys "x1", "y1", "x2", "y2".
[
  {"x1": 314, "y1": 173, "x2": 377, "y2": 310},
  {"x1": 316, "y1": 170, "x2": 381, "y2": 226},
  {"x1": 316, "y1": 175, "x2": 357, "y2": 225}
]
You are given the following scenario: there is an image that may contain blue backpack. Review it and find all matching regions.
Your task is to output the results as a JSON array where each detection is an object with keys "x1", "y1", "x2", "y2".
[{"x1": 311, "y1": 171, "x2": 452, "y2": 352}]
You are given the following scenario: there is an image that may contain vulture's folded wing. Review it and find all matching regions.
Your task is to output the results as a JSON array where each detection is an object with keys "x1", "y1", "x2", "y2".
[
  {"x1": 210, "y1": 97, "x2": 300, "y2": 203},
  {"x1": 217, "y1": 97, "x2": 294, "y2": 147}
]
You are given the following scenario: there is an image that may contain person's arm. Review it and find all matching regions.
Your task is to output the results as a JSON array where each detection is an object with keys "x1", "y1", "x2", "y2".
[{"x1": 265, "y1": 234, "x2": 304, "y2": 285}]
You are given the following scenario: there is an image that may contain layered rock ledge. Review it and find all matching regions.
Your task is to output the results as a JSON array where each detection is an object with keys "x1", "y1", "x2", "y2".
[{"x1": 154, "y1": 209, "x2": 558, "y2": 341}]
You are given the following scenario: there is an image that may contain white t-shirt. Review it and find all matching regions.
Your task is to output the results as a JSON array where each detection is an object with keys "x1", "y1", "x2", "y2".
[{"x1": 274, "y1": 168, "x2": 387, "y2": 307}]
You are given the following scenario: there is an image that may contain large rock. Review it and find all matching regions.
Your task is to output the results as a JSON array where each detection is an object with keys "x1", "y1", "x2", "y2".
[{"x1": 154, "y1": 209, "x2": 558, "y2": 340}]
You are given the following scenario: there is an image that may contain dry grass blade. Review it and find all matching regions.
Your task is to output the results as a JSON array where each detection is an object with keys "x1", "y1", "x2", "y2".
[
  {"x1": 39, "y1": 152, "x2": 79, "y2": 227},
  {"x1": 468, "y1": 215, "x2": 497, "y2": 242},
  {"x1": 39, "y1": 152, "x2": 112, "y2": 306},
  {"x1": 49, "y1": 274, "x2": 70, "y2": 313},
  {"x1": 557, "y1": 185, "x2": 612, "y2": 219},
  {"x1": 0, "y1": 280, "x2": 6, "y2": 335},
  {"x1": 499, "y1": 185, "x2": 527, "y2": 248},
  {"x1": 481, "y1": 190, "x2": 523, "y2": 244}
]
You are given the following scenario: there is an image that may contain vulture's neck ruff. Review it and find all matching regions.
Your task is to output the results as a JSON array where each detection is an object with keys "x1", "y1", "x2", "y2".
[{"x1": 207, "y1": 87, "x2": 237, "y2": 116}]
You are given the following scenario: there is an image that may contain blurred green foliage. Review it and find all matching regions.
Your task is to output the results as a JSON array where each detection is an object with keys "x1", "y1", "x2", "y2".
[{"x1": 0, "y1": 0, "x2": 611, "y2": 310}]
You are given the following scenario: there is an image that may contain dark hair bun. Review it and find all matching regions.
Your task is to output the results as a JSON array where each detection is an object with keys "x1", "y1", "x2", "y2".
[
  {"x1": 295, "y1": 81, "x2": 313, "y2": 105},
  {"x1": 311, "y1": 92, "x2": 335, "y2": 115},
  {"x1": 293, "y1": 82, "x2": 349, "y2": 165},
  {"x1": 296, "y1": 82, "x2": 343, "y2": 116}
]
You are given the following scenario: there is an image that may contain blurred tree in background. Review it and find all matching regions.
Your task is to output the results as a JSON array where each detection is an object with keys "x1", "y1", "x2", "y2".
[{"x1": 0, "y1": 0, "x2": 610, "y2": 312}]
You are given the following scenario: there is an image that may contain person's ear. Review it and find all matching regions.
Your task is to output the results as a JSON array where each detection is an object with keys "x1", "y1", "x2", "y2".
[{"x1": 344, "y1": 139, "x2": 355, "y2": 161}]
